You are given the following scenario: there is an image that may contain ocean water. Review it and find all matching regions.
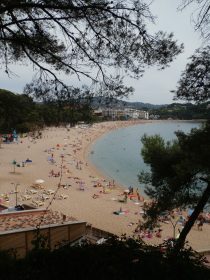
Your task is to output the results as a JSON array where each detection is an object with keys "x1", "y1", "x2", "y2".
[{"x1": 88, "y1": 121, "x2": 201, "y2": 193}]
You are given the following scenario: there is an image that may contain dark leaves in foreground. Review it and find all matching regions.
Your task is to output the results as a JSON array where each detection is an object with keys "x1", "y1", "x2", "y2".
[
  {"x1": 0, "y1": 236, "x2": 209, "y2": 280},
  {"x1": 0, "y1": 0, "x2": 183, "y2": 99}
]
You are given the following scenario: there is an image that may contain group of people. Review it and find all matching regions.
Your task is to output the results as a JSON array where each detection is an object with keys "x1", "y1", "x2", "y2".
[
  {"x1": 134, "y1": 220, "x2": 163, "y2": 239},
  {"x1": 197, "y1": 214, "x2": 205, "y2": 231},
  {"x1": 49, "y1": 169, "x2": 60, "y2": 177},
  {"x1": 126, "y1": 186, "x2": 143, "y2": 202}
]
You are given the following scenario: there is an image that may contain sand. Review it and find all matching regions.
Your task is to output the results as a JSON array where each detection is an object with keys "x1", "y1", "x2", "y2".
[{"x1": 0, "y1": 120, "x2": 209, "y2": 252}]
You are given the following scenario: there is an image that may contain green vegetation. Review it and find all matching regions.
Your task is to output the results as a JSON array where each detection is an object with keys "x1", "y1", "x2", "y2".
[
  {"x1": 139, "y1": 2, "x2": 210, "y2": 250},
  {"x1": 139, "y1": 121, "x2": 210, "y2": 250},
  {"x1": 173, "y1": 46, "x2": 210, "y2": 102},
  {"x1": 0, "y1": 236, "x2": 210, "y2": 280},
  {"x1": 149, "y1": 102, "x2": 210, "y2": 120},
  {"x1": 139, "y1": 1, "x2": 210, "y2": 250},
  {"x1": 0, "y1": 1, "x2": 182, "y2": 99},
  {"x1": 0, "y1": 89, "x2": 94, "y2": 133}
]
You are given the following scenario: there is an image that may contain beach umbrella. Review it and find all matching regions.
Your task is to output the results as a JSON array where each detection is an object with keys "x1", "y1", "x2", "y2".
[{"x1": 35, "y1": 179, "x2": 45, "y2": 184}]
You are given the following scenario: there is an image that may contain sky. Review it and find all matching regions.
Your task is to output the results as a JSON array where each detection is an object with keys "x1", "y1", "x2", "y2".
[
  {"x1": 0, "y1": 0, "x2": 202, "y2": 105},
  {"x1": 125, "y1": 0, "x2": 202, "y2": 104}
]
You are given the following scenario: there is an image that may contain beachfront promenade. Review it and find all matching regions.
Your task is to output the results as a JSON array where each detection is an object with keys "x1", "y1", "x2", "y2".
[{"x1": 0, "y1": 121, "x2": 210, "y2": 251}]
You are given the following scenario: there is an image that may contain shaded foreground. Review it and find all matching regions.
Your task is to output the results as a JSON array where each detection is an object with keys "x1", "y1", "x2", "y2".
[{"x1": 0, "y1": 237, "x2": 210, "y2": 280}]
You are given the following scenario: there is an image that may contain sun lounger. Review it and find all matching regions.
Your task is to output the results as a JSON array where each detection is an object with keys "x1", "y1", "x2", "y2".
[
  {"x1": 118, "y1": 198, "x2": 127, "y2": 203},
  {"x1": 27, "y1": 189, "x2": 38, "y2": 194},
  {"x1": 59, "y1": 194, "x2": 68, "y2": 199},
  {"x1": 44, "y1": 189, "x2": 55, "y2": 195},
  {"x1": 40, "y1": 195, "x2": 50, "y2": 200},
  {"x1": 21, "y1": 195, "x2": 32, "y2": 201},
  {"x1": 31, "y1": 184, "x2": 44, "y2": 189},
  {"x1": 113, "y1": 210, "x2": 128, "y2": 215},
  {"x1": 32, "y1": 200, "x2": 44, "y2": 207}
]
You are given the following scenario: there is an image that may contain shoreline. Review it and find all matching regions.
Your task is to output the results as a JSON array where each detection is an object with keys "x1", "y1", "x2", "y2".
[
  {"x1": 83, "y1": 120, "x2": 149, "y2": 192},
  {"x1": 0, "y1": 120, "x2": 209, "y2": 251},
  {"x1": 84, "y1": 119, "x2": 203, "y2": 191}
]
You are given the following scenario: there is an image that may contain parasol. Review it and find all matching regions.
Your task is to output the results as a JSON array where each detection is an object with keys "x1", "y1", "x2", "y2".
[{"x1": 35, "y1": 179, "x2": 45, "y2": 184}]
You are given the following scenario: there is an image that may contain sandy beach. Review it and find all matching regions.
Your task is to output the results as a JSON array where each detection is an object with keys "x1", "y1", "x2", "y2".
[{"x1": 0, "y1": 120, "x2": 209, "y2": 252}]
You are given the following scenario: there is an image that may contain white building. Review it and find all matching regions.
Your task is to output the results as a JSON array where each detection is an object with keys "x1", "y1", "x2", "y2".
[
  {"x1": 94, "y1": 108, "x2": 149, "y2": 120},
  {"x1": 138, "y1": 110, "x2": 149, "y2": 120}
]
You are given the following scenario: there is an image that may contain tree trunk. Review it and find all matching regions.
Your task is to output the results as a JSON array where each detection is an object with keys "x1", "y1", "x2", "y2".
[{"x1": 174, "y1": 182, "x2": 210, "y2": 251}]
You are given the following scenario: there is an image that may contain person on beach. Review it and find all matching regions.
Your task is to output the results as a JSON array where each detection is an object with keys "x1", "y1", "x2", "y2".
[
  {"x1": 76, "y1": 161, "x2": 79, "y2": 169},
  {"x1": 129, "y1": 186, "x2": 134, "y2": 195},
  {"x1": 92, "y1": 194, "x2": 99, "y2": 199},
  {"x1": 128, "y1": 186, "x2": 132, "y2": 194},
  {"x1": 197, "y1": 215, "x2": 205, "y2": 231},
  {"x1": 102, "y1": 185, "x2": 106, "y2": 194},
  {"x1": 134, "y1": 219, "x2": 142, "y2": 233},
  {"x1": 136, "y1": 189, "x2": 141, "y2": 201},
  {"x1": 155, "y1": 228, "x2": 162, "y2": 238}
]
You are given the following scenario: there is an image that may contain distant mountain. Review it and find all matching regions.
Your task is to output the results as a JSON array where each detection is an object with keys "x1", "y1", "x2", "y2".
[
  {"x1": 127, "y1": 101, "x2": 166, "y2": 109},
  {"x1": 90, "y1": 96, "x2": 167, "y2": 110}
]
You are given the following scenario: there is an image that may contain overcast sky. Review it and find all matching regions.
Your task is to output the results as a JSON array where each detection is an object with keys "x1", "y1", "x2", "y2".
[
  {"x1": 0, "y1": 0, "x2": 202, "y2": 105},
  {"x1": 125, "y1": 0, "x2": 202, "y2": 104}
]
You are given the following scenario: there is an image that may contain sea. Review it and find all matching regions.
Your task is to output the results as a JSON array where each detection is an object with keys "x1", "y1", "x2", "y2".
[{"x1": 88, "y1": 121, "x2": 202, "y2": 194}]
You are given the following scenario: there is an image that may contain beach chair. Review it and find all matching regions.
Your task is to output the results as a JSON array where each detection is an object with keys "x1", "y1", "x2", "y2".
[
  {"x1": 60, "y1": 194, "x2": 68, "y2": 199},
  {"x1": 45, "y1": 189, "x2": 55, "y2": 195},
  {"x1": 31, "y1": 184, "x2": 40, "y2": 189},
  {"x1": 40, "y1": 194, "x2": 50, "y2": 200},
  {"x1": 21, "y1": 195, "x2": 32, "y2": 201},
  {"x1": 32, "y1": 200, "x2": 44, "y2": 207},
  {"x1": 28, "y1": 189, "x2": 38, "y2": 194},
  {"x1": 56, "y1": 194, "x2": 69, "y2": 200}
]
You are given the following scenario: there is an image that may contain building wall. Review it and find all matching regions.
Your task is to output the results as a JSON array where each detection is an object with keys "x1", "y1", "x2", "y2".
[
  {"x1": 100, "y1": 108, "x2": 149, "y2": 120},
  {"x1": 0, "y1": 222, "x2": 86, "y2": 258}
]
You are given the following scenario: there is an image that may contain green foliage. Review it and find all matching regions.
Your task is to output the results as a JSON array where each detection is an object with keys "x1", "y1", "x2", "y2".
[
  {"x1": 0, "y1": 236, "x2": 209, "y2": 280},
  {"x1": 0, "y1": 0, "x2": 183, "y2": 99},
  {"x1": 0, "y1": 89, "x2": 94, "y2": 133},
  {"x1": 139, "y1": 122, "x2": 210, "y2": 220},
  {"x1": 172, "y1": 46, "x2": 210, "y2": 102},
  {"x1": 178, "y1": 1, "x2": 210, "y2": 41},
  {"x1": 0, "y1": 89, "x2": 36, "y2": 132},
  {"x1": 139, "y1": 122, "x2": 210, "y2": 247},
  {"x1": 171, "y1": 1, "x2": 210, "y2": 103},
  {"x1": 150, "y1": 102, "x2": 210, "y2": 120},
  {"x1": 31, "y1": 228, "x2": 50, "y2": 251}
]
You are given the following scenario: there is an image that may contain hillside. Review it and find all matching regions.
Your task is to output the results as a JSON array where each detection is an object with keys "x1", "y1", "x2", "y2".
[{"x1": 90, "y1": 96, "x2": 166, "y2": 109}]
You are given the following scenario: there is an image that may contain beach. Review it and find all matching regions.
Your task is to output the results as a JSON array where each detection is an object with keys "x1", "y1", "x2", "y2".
[{"x1": 0, "y1": 120, "x2": 209, "y2": 251}]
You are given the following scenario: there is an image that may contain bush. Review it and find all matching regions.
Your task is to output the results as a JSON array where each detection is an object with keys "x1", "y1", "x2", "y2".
[{"x1": 0, "y1": 236, "x2": 209, "y2": 280}]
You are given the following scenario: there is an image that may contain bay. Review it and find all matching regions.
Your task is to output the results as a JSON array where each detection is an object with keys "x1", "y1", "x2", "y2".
[{"x1": 88, "y1": 121, "x2": 201, "y2": 193}]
